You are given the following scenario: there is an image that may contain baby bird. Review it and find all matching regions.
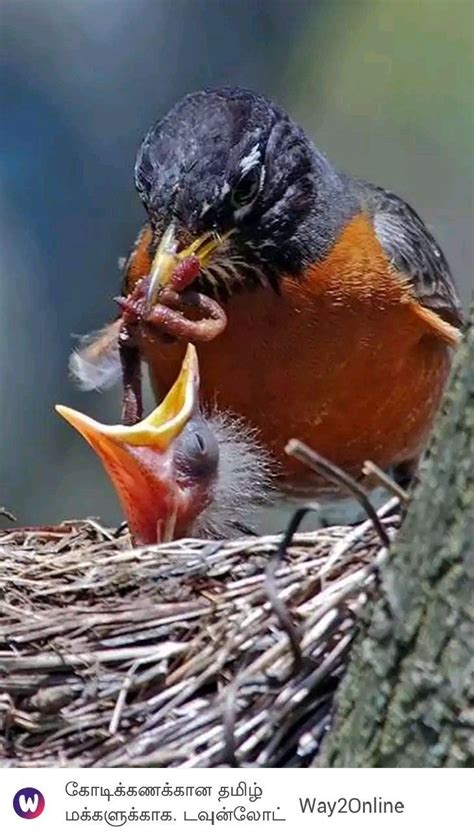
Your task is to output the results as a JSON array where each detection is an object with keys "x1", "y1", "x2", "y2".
[{"x1": 57, "y1": 345, "x2": 274, "y2": 545}]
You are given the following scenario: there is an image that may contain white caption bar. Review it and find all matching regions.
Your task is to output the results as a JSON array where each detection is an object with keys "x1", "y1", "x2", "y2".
[{"x1": 2, "y1": 767, "x2": 471, "y2": 837}]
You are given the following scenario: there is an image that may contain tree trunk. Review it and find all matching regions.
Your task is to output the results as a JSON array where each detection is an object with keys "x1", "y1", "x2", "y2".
[{"x1": 317, "y1": 311, "x2": 474, "y2": 767}]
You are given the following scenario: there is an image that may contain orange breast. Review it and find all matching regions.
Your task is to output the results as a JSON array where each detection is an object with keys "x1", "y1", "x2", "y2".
[{"x1": 133, "y1": 214, "x2": 454, "y2": 481}]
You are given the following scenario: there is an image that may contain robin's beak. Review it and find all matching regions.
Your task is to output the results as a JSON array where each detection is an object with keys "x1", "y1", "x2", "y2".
[
  {"x1": 147, "y1": 222, "x2": 231, "y2": 306},
  {"x1": 56, "y1": 345, "x2": 201, "y2": 545}
]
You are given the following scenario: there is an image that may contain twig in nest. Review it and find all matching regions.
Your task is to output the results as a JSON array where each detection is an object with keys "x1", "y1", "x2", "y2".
[
  {"x1": 286, "y1": 440, "x2": 390, "y2": 549},
  {"x1": 222, "y1": 672, "x2": 242, "y2": 767},
  {"x1": 84, "y1": 519, "x2": 116, "y2": 542},
  {"x1": 265, "y1": 505, "x2": 321, "y2": 675},
  {"x1": 113, "y1": 521, "x2": 129, "y2": 538},
  {"x1": 109, "y1": 652, "x2": 167, "y2": 735},
  {"x1": 0, "y1": 507, "x2": 16, "y2": 523},
  {"x1": 362, "y1": 460, "x2": 410, "y2": 505}
]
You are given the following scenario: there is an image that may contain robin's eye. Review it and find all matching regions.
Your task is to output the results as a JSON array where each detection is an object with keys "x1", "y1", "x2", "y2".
[{"x1": 231, "y1": 168, "x2": 261, "y2": 209}]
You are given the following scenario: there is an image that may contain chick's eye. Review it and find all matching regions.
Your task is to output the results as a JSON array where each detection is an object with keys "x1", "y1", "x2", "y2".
[
  {"x1": 184, "y1": 431, "x2": 208, "y2": 461},
  {"x1": 231, "y1": 168, "x2": 261, "y2": 209},
  {"x1": 175, "y1": 420, "x2": 219, "y2": 478},
  {"x1": 194, "y1": 432, "x2": 205, "y2": 454}
]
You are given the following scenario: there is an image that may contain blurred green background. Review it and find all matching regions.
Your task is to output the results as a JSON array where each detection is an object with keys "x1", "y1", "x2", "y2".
[{"x1": 1, "y1": 0, "x2": 472, "y2": 528}]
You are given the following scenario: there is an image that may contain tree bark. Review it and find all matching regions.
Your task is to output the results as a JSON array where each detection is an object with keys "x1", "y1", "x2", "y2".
[{"x1": 317, "y1": 311, "x2": 474, "y2": 767}]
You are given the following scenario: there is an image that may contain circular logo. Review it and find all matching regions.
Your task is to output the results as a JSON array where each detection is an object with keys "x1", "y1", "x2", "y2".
[{"x1": 13, "y1": 788, "x2": 45, "y2": 819}]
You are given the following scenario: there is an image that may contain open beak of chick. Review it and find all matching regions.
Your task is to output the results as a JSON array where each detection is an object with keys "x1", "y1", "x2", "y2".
[{"x1": 56, "y1": 345, "x2": 219, "y2": 545}]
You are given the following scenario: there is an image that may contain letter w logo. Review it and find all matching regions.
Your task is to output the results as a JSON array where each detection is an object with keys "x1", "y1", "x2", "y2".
[{"x1": 19, "y1": 794, "x2": 39, "y2": 813}]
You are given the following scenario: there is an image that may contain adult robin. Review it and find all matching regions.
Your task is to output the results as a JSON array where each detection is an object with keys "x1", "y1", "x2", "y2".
[
  {"x1": 71, "y1": 87, "x2": 463, "y2": 489},
  {"x1": 58, "y1": 345, "x2": 273, "y2": 545}
]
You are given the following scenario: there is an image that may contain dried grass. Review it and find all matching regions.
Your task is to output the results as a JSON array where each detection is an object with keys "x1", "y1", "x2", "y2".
[{"x1": 0, "y1": 498, "x2": 400, "y2": 767}]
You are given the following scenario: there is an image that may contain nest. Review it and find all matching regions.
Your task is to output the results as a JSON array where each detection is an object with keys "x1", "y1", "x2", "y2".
[{"x1": 0, "y1": 498, "x2": 400, "y2": 767}]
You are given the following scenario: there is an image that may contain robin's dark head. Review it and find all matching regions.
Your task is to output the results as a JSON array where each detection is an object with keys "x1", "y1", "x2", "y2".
[{"x1": 135, "y1": 88, "x2": 353, "y2": 299}]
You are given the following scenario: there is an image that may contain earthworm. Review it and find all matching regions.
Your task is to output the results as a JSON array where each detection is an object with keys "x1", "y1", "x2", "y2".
[{"x1": 116, "y1": 266, "x2": 227, "y2": 343}]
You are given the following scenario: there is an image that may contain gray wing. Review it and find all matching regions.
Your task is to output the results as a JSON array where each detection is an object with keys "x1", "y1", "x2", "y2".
[{"x1": 352, "y1": 180, "x2": 464, "y2": 328}]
